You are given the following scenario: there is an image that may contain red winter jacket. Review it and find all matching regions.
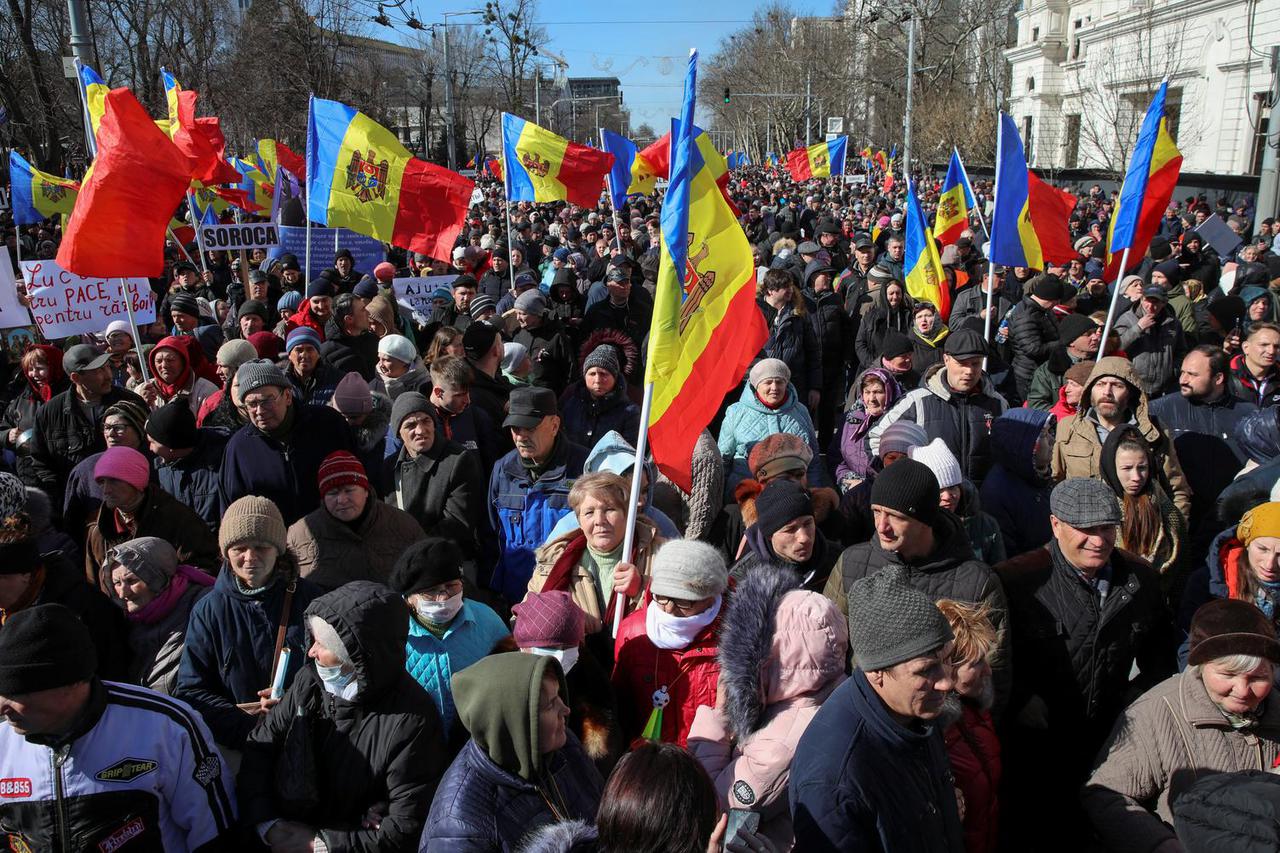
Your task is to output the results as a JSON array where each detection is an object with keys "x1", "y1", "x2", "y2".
[
  {"x1": 611, "y1": 601, "x2": 723, "y2": 748},
  {"x1": 944, "y1": 701, "x2": 1002, "y2": 853}
]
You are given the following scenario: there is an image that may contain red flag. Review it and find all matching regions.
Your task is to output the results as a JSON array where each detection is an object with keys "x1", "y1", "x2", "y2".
[
  {"x1": 57, "y1": 88, "x2": 195, "y2": 278},
  {"x1": 1027, "y1": 171, "x2": 1080, "y2": 266},
  {"x1": 392, "y1": 159, "x2": 475, "y2": 261},
  {"x1": 275, "y1": 142, "x2": 306, "y2": 180},
  {"x1": 173, "y1": 90, "x2": 240, "y2": 185},
  {"x1": 211, "y1": 187, "x2": 266, "y2": 213}
]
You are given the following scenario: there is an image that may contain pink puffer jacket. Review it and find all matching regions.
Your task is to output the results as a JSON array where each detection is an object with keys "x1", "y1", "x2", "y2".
[{"x1": 687, "y1": 579, "x2": 847, "y2": 851}]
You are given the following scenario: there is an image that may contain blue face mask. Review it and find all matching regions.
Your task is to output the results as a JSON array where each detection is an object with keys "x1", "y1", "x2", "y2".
[{"x1": 315, "y1": 662, "x2": 356, "y2": 695}]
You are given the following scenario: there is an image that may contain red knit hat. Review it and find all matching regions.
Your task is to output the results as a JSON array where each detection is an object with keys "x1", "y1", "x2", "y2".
[{"x1": 317, "y1": 451, "x2": 369, "y2": 495}]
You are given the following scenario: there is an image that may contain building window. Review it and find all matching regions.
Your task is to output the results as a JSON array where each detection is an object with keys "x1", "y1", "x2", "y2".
[
  {"x1": 1064, "y1": 114, "x2": 1081, "y2": 169},
  {"x1": 1032, "y1": 26, "x2": 1040, "y2": 41},
  {"x1": 1074, "y1": 18, "x2": 1082, "y2": 28},
  {"x1": 1023, "y1": 116, "x2": 1034, "y2": 164},
  {"x1": 1072, "y1": 39, "x2": 1080, "y2": 59},
  {"x1": 1027, "y1": 77, "x2": 1036, "y2": 92}
]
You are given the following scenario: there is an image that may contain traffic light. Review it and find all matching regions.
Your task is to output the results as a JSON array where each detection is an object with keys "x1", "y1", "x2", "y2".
[{"x1": 723, "y1": 87, "x2": 731, "y2": 104}]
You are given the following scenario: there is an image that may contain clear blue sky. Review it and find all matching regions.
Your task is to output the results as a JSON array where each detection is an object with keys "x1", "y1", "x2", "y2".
[{"x1": 424, "y1": 0, "x2": 835, "y2": 133}]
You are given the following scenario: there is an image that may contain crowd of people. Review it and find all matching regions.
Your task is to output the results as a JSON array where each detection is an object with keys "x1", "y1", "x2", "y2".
[{"x1": 2, "y1": 160, "x2": 1280, "y2": 852}]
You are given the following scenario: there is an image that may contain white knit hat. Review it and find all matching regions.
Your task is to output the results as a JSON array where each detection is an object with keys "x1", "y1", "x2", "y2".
[
  {"x1": 378, "y1": 334, "x2": 418, "y2": 366},
  {"x1": 909, "y1": 438, "x2": 963, "y2": 490},
  {"x1": 649, "y1": 540, "x2": 727, "y2": 601},
  {"x1": 748, "y1": 358, "x2": 790, "y2": 388}
]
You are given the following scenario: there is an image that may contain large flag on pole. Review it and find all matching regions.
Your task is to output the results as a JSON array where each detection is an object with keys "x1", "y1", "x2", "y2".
[
  {"x1": 501, "y1": 114, "x2": 614, "y2": 207},
  {"x1": 159, "y1": 71, "x2": 240, "y2": 186},
  {"x1": 257, "y1": 138, "x2": 306, "y2": 181},
  {"x1": 9, "y1": 152, "x2": 79, "y2": 225},
  {"x1": 57, "y1": 88, "x2": 195, "y2": 277},
  {"x1": 934, "y1": 150, "x2": 975, "y2": 246},
  {"x1": 1104, "y1": 82, "x2": 1183, "y2": 279},
  {"x1": 904, "y1": 180, "x2": 951, "y2": 320},
  {"x1": 988, "y1": 113, "x2": 1078, "y2": 270},
  {"x1": 647, "y1": 51, "x2": 767, "y2": 491},
  {"x1": 78, "y1": 64, "x2": 109, "y2": 140},
  {"x1": 600, "y1": 129, "x2": 650, "y2": 209},
  {"x1": 309, "y1": 96, "x2": 474, "y2": 260},
  {"x1": 786, "y1": 137, "x2": 848, "y2": 181}
]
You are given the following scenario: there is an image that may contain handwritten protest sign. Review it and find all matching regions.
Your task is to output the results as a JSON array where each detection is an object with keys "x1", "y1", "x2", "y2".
[
  {"x1": 392, "y1": 275, "x2": 455, "y2": 319},
  {"x1": 266, "y1": 226, "x2": 384, "y2": 276},
  {"x1": 20, "y1": 260, "x2": 155, "y2": 339},
  {"x1": 199, "y1": 223, "x2": 281, "y2": 251}
]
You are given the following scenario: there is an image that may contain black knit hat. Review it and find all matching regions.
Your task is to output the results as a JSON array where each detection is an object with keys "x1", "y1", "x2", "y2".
[
  {"x1": 1057, "y1": 313, "x2": 1098, "y2": 345},
  {"x1": 1031, "y1": 274, "x2": 1065, "y2": 301},
  {"x1": 388, "y1": 537, "x2": 464, "y2": 594},
  {"x1": 238, "y1": 299, "x2": 268, "y2": 321},
  {"x1": 0, "y1": 604, "x2": 97, "y2": 695},
  {"x1": 755, "y1": 479, "x2": 814, "y2": 540},
  {"x1": 170, "y1": 292, "x2": 201, "y2": 318},
  {"x1": 462, "y1": 320, "x2": 499, "y2": 360},
  {"x1": 870, "y1": 458, "x2": 940, "y2": 523},
  {"x1": 145, "y1": 400, "x2": 199, "y2": 449},
  {"x1": 881, "y1": 331, "x2": 913, "y2": 360}
]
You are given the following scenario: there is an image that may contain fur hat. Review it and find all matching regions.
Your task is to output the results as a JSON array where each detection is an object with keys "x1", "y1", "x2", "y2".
[
  {"x1": 1187, "y1": 598, "x2": 1280, "y2": 666},
  {"x1": 747, "y1": 433, "x2": 813, "y2": 482}
]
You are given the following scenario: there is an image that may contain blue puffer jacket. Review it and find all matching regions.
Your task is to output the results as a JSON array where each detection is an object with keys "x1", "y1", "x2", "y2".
[
  {"x1": 719, "y1": 382, "x2": 827, "y2": 498},
  {"x1": 789, "y1": 670, "x2": 964, "y2": 853},
  {"x1": 174, "y1": 565, "x2": 322, "y2": 747},
  {"x1": 979, "y1": 407, "x2": 1054, "y2": 558},
  {"x1": 488, "y1": 436, "x2": 590, "y2": 603},
  {"x1": 154, "y1": 429, "x2": 227, "y2": 533},
  {"x1": 219, "y1": 403, "x2": 354, "y2": 524},
  {"x1": 405, "y1": 600, "x2": 511, "y2": 737},
  {"x1": 423, "y1": 737, "x2": 601, "y2": 853}
]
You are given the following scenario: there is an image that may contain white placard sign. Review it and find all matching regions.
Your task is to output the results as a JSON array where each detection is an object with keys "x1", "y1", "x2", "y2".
[
  {"x1": 0, "y1": 260, "x2": 34, "y2": 330},
  {"x1": 20, "y1": 260, "x2": 156, "y2": 338},
  {"x1": 198, "y1": 223, "x2": 281, "y2": 251},
  {"x1": 392, "y1": 275, "x2": 457, "y2": 319}
]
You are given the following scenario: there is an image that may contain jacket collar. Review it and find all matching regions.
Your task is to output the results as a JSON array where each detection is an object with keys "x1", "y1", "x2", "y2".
[
  {"x1": 1178, "y1": 667, "x2": 1280, "y2": 734},
  {"x1": 849, "y1": 668, "x2": 939, "y2": 748}
]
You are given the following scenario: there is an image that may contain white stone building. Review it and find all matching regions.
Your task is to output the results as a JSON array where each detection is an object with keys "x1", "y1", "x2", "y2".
[{"x1": 1005, "y1": 0, "x2": 1279, "y2": 176}]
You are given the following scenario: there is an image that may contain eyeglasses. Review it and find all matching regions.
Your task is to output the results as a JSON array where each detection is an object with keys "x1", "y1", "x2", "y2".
[
  {"x1": 418, "y1": 582, "x2": 463, "y2": 602},
  {"x1": 244, "y1": 393, "x2": 283, "y2": 411},
  {"x1": 652, "y1": 594, "x2": 703, "y2": 616}
]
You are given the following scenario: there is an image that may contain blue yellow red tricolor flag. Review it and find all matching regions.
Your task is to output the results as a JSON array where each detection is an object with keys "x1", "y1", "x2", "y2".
[
  {"x1": 988, "y1": 113, "x2": 1077, "y2": 270},
  {"x1": 308, "y1": 96, "x2": 474, "y2": 260},
  {"x1": 257, "y1": 139, "x2": 306, "y2": 182},
  {"x1": 1104, "y1": 81, "x2": 1183, "y2": 279},
  {"x1": 873, "y1": 150, "x2": 888, "y2": 171},
  {"x1": 647, "y1": 51, "x2": 767, "y2": 491},
  {"x1": 57, "y1": 87, "x2": 194, "y2": 277},
  {"x1": 501, "y1": 114, "x2": 613, "y2": 207},
  {"x1": 934, "y1": 149, "x2": 976, "y2": 246},
  {"x1": 600, "y1": 129, "x2": 655, "y2": 209},
  {"x1": 786, "y1": 137, "x2": 848, "y2": 181},
  {"x1": 904, "y1": 180, "x2": 950, "y2": 320},
  {"x1": 159, "y1": 69, "x2": 240, "y2": 186},
  {"x1": 9, "y1": 152, "x2": 79, "y2": 226},
  {"x1": 230, "y1": 157, "x2": 274, "y2": 211},
  {"x1": 78, "y1": 63, "x2": 109, "y2": 144}
]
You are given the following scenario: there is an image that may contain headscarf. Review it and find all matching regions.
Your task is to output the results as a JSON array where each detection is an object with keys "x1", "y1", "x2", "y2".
[{"x1": 25, "y1": 344, "x2": 66, "y2": 404}]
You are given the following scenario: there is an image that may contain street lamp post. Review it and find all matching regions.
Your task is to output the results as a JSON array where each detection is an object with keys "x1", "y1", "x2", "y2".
[{"x1": 442, "y1": 8, "x2": 484, "y2": 172}]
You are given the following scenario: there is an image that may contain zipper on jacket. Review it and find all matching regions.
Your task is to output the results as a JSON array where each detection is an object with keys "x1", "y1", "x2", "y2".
[{"x1": 52, "y1": 747, "x2": 70, "y2": 853}]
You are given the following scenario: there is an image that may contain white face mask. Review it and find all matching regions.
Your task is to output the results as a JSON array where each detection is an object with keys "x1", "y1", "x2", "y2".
[
  {"x1": 645, "y1": 596, "x2": 723, "y2": 650},
  {"x1": 415, "y1": 591, "x2": 464, "y2": 625},
  {"x1": 314, "y1": 661, "x2": 358, "y2": 699},
  {"x1": 531, "y1": 646, "x2": 580, "y2": 675}
]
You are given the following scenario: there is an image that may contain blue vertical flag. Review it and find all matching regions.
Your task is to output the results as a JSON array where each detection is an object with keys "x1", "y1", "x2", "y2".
[
  {"x1": 1109, "y1": 81, "x2": 1169, "y2": 254},
  {"x1": 601, "y1": 129, "x2": 638, "y2": 210}
]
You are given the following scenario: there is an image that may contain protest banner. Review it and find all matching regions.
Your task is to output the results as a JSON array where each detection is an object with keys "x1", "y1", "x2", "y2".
[
  {"x1": 392, "y1": 275, "x2": 455, "y2": 319},
  {"x1": 1194, "y1": 213, "x2": 1243, "y2": 259},
  {"x1": 266, "y1": 226, "x2": 384, "y2": 276},
  {"x1": 0, "y1": 258, "x2": 34, "y2": 331},
  {"x1": 198, "y1": 222, "x2": 281, "y2": 251},
  {"x1": 20, "y1": 259, "x2": 156, "y2": 338}
]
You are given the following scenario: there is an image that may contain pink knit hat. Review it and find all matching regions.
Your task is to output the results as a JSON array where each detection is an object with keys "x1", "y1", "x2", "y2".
[
  {"x1": 374, "y1": 262, "x2": 397, "y2": 283},
  {"x1": 93, "y1": 446, "x2": 150, "y2": 491},
  {"x1": 511, "y1": 591, "x2": 585, "y2": 648},
  {"x1": 331, "y1": 372, "x2": 373, "y2": 415}
]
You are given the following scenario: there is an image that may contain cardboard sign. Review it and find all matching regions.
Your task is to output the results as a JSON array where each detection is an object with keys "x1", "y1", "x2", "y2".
[
  {"x1": 1194, "y1": 214, "x2": 1243, "y2": 259},
  {"x1": 20, "y1": 260, "x2": 156, "y2": 338},
  {"x1": 265, "y1": 226, "x2": 385, "y2": 277},
  {"x1": 392, "y1": 275, "x2": 456, "y2": 320},
  {"x1": 198, "y1": 223, "x2": 281, "y2": 251}
]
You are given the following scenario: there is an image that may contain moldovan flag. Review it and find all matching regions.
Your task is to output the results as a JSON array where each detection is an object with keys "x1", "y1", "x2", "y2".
[
  {"x1": 637, "y1": 130, "x2": 728, "y2": 191},
  {"x1": 988, "y1": 112, "x2": 1077, "y2": 270},
  {"x1": 78, "y1": 63, "x2": 109, "y2": 140},
  {"x1": 258, "y1": 138, "x2": 306, "y2": 181},
  {"x1": 600, "y1": 129, "x2": 648, "y2": 209},
  {"x1": 502, "y1": 114, "x2": 613, "y2": 207},
  {"x1": 9, "y1": 152, "x2": 79, "y2": 225},
  {"x1": 57, "y1": 88, "x2": 194, "y2": 278},
  {"x1": 786, "y1": 137, "x2": 848, "y2": 181},
  {"x1": 647, "y1": 51, "x2": 766, "y2": 491},
  {"x1": 934, "y1": 149, "x2": 976, "y2": 246},
  {"x1": 309, "y1": 96, "x2": 474, "y2": 260},
  {"x1": 904, "y1": 180, "x2": 951, "y2": 320},
  {"x1": 1104, "y1": 81, "x2": 1183, "y2": 280}
]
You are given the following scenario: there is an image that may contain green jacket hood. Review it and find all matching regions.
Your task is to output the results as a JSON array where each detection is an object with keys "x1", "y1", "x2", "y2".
[{"x1": 452, "y1": 651, "x2": 566, "y2": 782}]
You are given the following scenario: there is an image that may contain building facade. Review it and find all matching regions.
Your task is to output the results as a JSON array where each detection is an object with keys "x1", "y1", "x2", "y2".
[{"x1": 1005, "y1": 0, "x2": 1279, "y2": 176}]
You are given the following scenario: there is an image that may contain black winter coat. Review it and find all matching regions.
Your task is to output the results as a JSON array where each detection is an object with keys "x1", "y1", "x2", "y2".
[
  {"x1": 25, "y1": 550, "x2": 129, "y2": 683},
  {"x1": 853, "y1": 292, "x2": 912, "y2": 370},
  {"x1": 381, "y1": 440, "x2": 486, "y2": 558},
  {"x1": 322, "y1": 319, "x2": 379, "y2": 382},
  {"x1": 558, "y1": 381, "x2": 641, "y2": 447},
  {"x1": 515, "y1": 317, "x2": 577, "y2": 393},
  {"x1": 1008, "y1": 296, "x2": 1060, "y2": 401},
  {"x1": 759, "y1": 302, "x2": 822, "y2": 394},
  {"x1": 239, "y1": 582, "x2": 446, "y2": 852},
  {"x1": 27, "y1": 385, "x2": 148, "y2": 510},
  {"x1": 805, "y1": 286, "x2": 850, "y2": 391}
]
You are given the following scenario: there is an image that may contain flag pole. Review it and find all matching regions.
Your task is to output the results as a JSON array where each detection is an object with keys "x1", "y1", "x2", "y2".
[
  {"x1": 1098, "y1": 247, "x2": 1132, "y2": 356},
  {"x1": 185, "y1": 191, "x2": 211, "y2": 275},
  {"x1": 601, "y1": 128, "x2": 625, "y2": 254},
  {"x1": 118, "y1": 279, "x2": 151, "y2": 384},
  {"x1": 167, "y1": 227, "x2": 197, "y2": 264},
  {"x1": 305, "y1": 95, "x2": 314, "y2": 285},
  {"x1": 614, "y1": 380, "x2": 654, "y2": 638}
]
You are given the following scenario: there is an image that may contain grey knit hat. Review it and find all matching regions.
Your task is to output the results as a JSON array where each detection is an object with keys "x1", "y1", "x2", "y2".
[
  {"x1": 649, "y1": 540, "x2": 728, "y2": 601},
  {"x1": 848, "y1": 565, "x2": 953, "y2": 672},
  {"x1": 582, "y1": 344, "x2": 620, "y2": 379},
  {"x1": 235, "y1": 359, "x2": 290, "y2": 398},
  {"x1": 217, "y1": 339, "x2": 259, "y2": 370},
  {"x1": 514, "y1": 289, "x2": 547, "y2": 315},
  {"x1": 104, "y1": 536, "x2": 178, "y2": 593},
  {"x1": 1051, "y1": 477, "x2": 1121, "y2": 528},
  {"x1": 218, "y1": 495, "x2": 287, "y2": 556}
]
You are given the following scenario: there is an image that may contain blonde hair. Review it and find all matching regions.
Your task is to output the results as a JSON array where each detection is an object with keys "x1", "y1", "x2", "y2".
[
  {"x1": 936, "y1": 599, "x2": 997, "y2": 665},
  {"x1": 569, "y1": 471, "x2": 630, "y2": 514}
]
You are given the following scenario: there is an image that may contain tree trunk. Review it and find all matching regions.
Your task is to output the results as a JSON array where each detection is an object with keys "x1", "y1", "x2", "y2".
[{"x1": 8, "y1": 0, "x2": 65, "y2": 172}]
